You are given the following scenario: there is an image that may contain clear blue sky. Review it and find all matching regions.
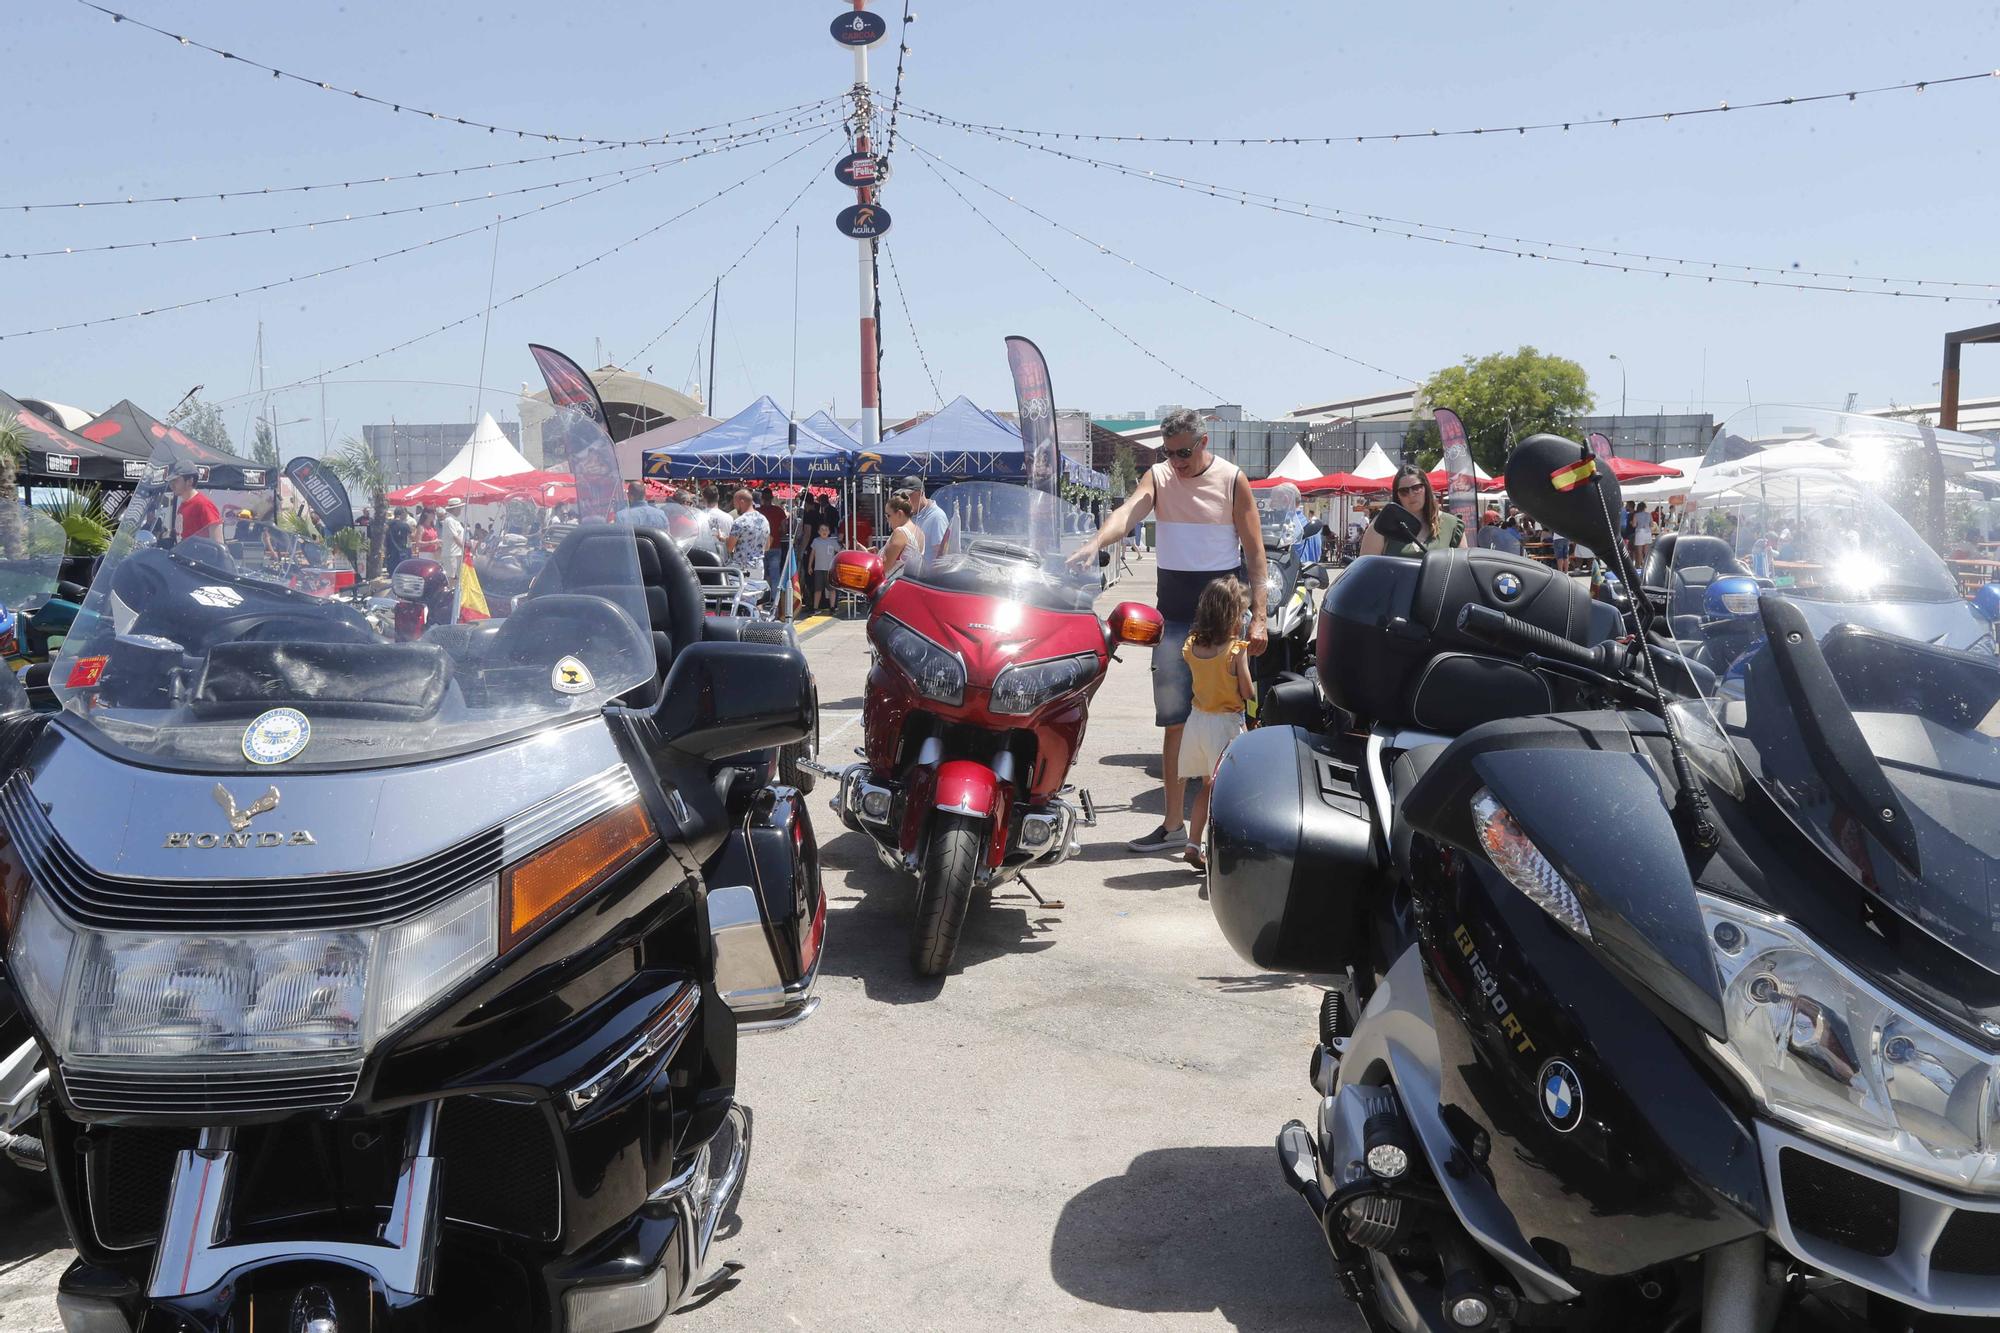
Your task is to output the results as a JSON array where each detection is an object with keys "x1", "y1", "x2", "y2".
[{"x1": 5, "y1": 0, "x2": 1997, "y2": 445}]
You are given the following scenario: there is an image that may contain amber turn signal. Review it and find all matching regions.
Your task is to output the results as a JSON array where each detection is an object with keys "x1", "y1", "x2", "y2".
[
  {"x1": 831, "y1": 549, "x2": 883, "y2": 593},
  {"x1": 1107, "y1": 601, "x2": 1165, "y2": 646},
  {"x1": 502, "y1": 801, "x2": 657, "y2": 951}
]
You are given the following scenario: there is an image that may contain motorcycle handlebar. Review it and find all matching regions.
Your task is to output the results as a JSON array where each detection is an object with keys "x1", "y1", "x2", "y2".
[{"x1": 1456, "y1": 604, "x2": 1604, "y2": 674}]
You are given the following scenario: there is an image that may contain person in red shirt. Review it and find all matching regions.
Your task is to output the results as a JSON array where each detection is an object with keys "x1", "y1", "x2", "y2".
[{"x1": 168, "y1": 462, "x2": 222, "y2": 545}]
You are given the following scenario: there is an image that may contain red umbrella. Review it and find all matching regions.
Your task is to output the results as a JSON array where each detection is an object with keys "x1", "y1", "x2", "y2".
[
  {"x1": 1298, "y1": 472, "x2": 1391, "y2": 497},
  {"x1": 1605, "y1": 456, "x2": 1684, "y2": 482}
]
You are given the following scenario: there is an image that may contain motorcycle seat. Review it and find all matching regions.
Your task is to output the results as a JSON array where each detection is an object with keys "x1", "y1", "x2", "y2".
[{"x1": 531, "y1": 526, "x2": 704, "y2": 711}]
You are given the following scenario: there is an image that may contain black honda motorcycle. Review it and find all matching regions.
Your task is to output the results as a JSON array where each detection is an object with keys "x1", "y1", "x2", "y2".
[
  {"x1": 0, "y1": 358, "x2": 825, "y2": 1333},
  {"x1": 1209, "y1": 406, "x2": 2000, "y2": 1330}
]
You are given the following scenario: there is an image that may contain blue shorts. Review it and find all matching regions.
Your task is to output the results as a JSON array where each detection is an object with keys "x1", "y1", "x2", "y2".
[{"x1": 1152, "y1": 621, "x2": 1194, "y2": 727}]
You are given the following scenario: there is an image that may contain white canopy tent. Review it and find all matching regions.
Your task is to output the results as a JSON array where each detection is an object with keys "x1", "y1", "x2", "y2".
[
  {"x1": 428, "y1": 413, "x2": 537, "y2": 483},
  {"x1": 1354, "y1": 443, "x2": 1399, "y2": 479},
  {"x1": 1268, "y1": 442, "x2": 1321, "y2": 481},
  {"x1": 1618, "y1": 455, "x2": 1707, "y2": 504}
]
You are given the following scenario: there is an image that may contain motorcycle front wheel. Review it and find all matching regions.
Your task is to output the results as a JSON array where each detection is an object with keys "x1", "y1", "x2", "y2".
[{"x1": 911, "y1": 812, "x2": 983, "y2": 976}]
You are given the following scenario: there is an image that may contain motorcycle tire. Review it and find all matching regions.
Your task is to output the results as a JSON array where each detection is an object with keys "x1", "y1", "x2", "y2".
[{"x1": 911, "y1": 813, "x2": 983, "y2": 977}]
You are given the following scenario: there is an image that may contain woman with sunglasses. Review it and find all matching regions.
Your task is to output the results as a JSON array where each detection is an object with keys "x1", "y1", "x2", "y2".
[{"x1": 1358, "y1": 464, "x2": 1464, "y2": 558}]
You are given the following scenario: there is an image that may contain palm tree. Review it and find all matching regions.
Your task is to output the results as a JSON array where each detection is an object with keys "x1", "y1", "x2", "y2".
[
  {"x1": 326, "y1": 436, "x2": 390, "y2": 578},
  {"x1": 0, "y1": 413, "x2": 28, "y2": 559}
]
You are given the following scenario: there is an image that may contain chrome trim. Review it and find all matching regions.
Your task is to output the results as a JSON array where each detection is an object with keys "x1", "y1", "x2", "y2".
[
  {"x1": 500, "y1": 764, "x2": 641, "y2": 862},
  {"x1": 739, "y1": 984, "x2": 821, "y2": 1035},
  {"x1": 708, "y1": 885, "x2": 791, "y2": 1020},
  {"x1": 566, "y1": 983, "x2": 700, "y2": 1112},
  {"x1": 0, "y1": 1039, "x2": 44, "y2": 1133},
  {"x1": 149, "y1": 1103, "x2": 441, "y2": 1300},
  {"x1": 1363, "y1": 731, "x2": 1394, "y2": 848},
  {"x1": 62, "y1": 1058, "x2": 363, "y2": 1119},
  {"x1": 1761, "y1": 1120, "x2": 2000, "y2": 1315},
  {"x1": 653, "y1": 1103, "x2": 752, "y2": 1313},
  {"x1": 934, "y1": 798, "x2": 988, "y2": 819}
]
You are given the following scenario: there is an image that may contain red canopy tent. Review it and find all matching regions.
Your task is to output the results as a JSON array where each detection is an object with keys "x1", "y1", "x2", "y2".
[
  {"x1": 387, "y1": 475, "x2": 510, "y2": 506},
  {"x1": 1300, "y1": 473, "x2": 1391, "y2": 497},
  {"x1": 1604, "y1": 457, "x2": 1684, "y2": 482}
]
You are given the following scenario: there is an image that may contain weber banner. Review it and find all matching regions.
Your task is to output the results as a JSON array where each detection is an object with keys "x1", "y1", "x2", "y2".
[
  {"x1": 1435, "y1": 408, "x2": 1478, "y2": 537},
  {"x1": 282, "y1": 455, "x2": 354, "y2": 537},
  {"x1": 1004, "y1": 335, "x2": 1062, "y2": 552},
  {"x1": 528, "y1": 343, "x2": 623, "y2": 524}
]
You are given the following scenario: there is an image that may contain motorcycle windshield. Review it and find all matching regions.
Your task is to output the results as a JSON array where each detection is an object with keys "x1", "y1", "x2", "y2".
[
  {"x1": 0, "y1": 506, "x2": 72, "y2": 712},
  {"x1": 1680, "y1": 405, "x2": 2000, "y2": 969},
  {"x1": 657, "y1": 500, "x2": 723, "y2": 557},
  {"x1": 914, "y1": 481, "x2": 1101, "y2": 613},
  {"x1": 1256, "y1": 482, "x2": 1305, "y2": 548},
  {"x1": 49, "y1": 382, "x2": 655, "y2": 771}
]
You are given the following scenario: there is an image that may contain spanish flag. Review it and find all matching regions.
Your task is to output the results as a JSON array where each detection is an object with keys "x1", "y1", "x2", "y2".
[
  {"x1": 458, "y1": 553, "x2": 490, "y2": 623},
  {"x1": 1549, "y1": 456, "x2": 1597, "y2": 493}
]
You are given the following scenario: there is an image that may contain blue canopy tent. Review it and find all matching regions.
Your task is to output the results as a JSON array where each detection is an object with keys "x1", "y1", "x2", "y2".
[
  {"x1": 802, "y1": 410, "x2": 860, "y2": 452},
  {"x1": 642, "y1": 395, "x2": 853, "y2": 482},
  {"x1": 868, "y1": 395, "x2": 1026, "y2": 481}
]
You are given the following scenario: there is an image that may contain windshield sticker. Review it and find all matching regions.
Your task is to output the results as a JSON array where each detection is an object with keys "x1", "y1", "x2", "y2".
[
  {"x1": 243, "y1": 708, "x2": 311, "y2": 765},
  {"x1": 65, "y1": 655, "x2": 109, "y2": 688},
  {"x1": 552, "y1": 656, "x2": 595, "y2": 695},
  {"x1": 191, "y1": 586, "x2": 245, "y2": 609}
]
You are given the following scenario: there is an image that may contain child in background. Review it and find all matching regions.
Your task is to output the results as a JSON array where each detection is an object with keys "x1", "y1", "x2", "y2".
[
  {"x1": 1179, "y1": 576, "x2": 1254, "y2": 873},
  {"x1": 809, "y1": 523, "x2": 841, "y2": 612}
]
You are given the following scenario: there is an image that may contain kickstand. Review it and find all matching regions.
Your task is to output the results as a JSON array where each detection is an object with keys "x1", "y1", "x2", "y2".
[{"x1": 1019, "y1": 874, "x2": 1065, "y2": 911}]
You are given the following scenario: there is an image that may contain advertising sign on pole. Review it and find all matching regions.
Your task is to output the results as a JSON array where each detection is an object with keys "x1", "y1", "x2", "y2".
[
  {"x1": 835, "y1": 202, "x2": 891, "y2": 239},
  {"x1": 1435, "y1": 408, "x2": 1478, "y2": 537},
  {"x1": 282, "y1": 455, "x2": 355, "y2": 536},
  {"x1": 830, "y1": 10, "x2": 888, "y2": 45}
]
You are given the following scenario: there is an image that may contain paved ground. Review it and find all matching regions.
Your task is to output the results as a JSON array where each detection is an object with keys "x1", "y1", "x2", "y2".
[{"x1": 0, "y1": 558, "x2": 1350, "y2": 1332}]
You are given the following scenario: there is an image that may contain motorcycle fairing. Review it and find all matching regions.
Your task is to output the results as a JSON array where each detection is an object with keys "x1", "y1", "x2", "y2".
[
  {"x1": 1418, "y1": 858, "x2": 1768, "y2": 1281},
  {"x1": 1470, "y1": 747, "x2": 1725, "y2": 1038}
]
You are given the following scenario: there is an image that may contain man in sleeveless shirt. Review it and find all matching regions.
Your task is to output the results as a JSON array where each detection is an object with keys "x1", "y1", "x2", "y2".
[{"x1": 1069, "y1": 409, "x2": 1267, "y2": 853}]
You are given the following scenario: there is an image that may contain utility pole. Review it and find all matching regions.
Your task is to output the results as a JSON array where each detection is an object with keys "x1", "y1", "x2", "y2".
[
  {"x1": 849, "y1": 0, "x2": 881, "y2": 452},
  {"x1": 708, "y1": 277, "x2": 721, "y2": 416}
]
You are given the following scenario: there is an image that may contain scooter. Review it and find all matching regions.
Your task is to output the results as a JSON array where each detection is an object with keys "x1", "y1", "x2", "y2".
[
  {"x1": 828, "y1": 480, "x2": 1161, "y2": 976},
  {"x1": 1208, "y1": 407, "x2": 2000, "y2": 1330},
  {"x1": 4, "y1": 363, "x2": 825, "y2": 1333}
]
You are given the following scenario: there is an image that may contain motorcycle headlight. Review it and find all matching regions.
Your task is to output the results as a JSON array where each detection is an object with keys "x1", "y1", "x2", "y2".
[
  {"x1": 874, "y1": 617, "x2": 965, "y2": 706},
  {"x1": 1701, "y1": 892, "x2": 2000, "y2": 1193},
  {"x1": 4, "y1": 878, "x2": 496, "y2": 1068},
  {"x1": 1263, "y1": 569, "x2": 1287, "y2": 612},
  {"x1": 1469, "y1": 789, "x2": 1591, "y2": 939},
  {"x1": 990, "y1": 652, "x2": 1099, "y2": 715}
]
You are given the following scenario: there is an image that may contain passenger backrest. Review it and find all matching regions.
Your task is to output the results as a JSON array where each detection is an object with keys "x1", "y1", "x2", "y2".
[{"x1": 531, "y1": 525, "x2": 703, "y2": 710}]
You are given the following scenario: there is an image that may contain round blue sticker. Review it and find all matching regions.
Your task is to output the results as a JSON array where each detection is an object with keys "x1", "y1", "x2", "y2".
[
  {"x1": 243, "y1": 708, "x2": 311, "y2": 765},
  {"x1": 1539, "y1": 1059, "x2": 1584, "y2": 1133}
]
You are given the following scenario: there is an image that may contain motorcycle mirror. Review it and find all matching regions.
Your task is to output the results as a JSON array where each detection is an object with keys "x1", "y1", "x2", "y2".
[
  {"x1": 831, "y1": 549, "x2": 885, "y2": 599},
  {"x1": 1371, "y1": 502, "x2": 1423, "y2": 548},
  {"x1": 1975, "y1": 583, "x2": 2000, "y2": 625},
  {"x1": 1302, "y1": 519, "x2": 1326, "y2": 541},
  {"x1": 1503, "y1": 433, "x2": 1624, "y2": 559},
  {"x1": 1107, "y1": 601, "x2": 1164, "y2": 646}
]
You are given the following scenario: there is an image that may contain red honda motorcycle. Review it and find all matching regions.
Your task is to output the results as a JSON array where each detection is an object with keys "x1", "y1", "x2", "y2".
[{"x1": 830, "y1": 482, "x2": 1162, "y2": 975}]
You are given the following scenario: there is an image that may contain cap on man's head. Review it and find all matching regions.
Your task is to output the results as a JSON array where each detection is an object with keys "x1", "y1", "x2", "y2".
[
  {"x1": 898, "y1": 474, "x2": 925, "y2": 494},
  {"x1": 168, "y1": 459, "x2": 202, "y2": 480},
  {"x1": 444, "y1": 497, "x2": 464, "y2": 510}
]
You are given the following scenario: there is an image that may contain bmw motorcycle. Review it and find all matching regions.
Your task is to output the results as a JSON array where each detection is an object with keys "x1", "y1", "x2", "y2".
[
  {"x1": 1209, "y1": 406, "x2": 2000, "y2": 1330},
  {"x1": 0, "y1": 364, "x2": 825, "y2": 1333},
  {"x1": 828, "y1": 481, "x2": 1160, "y2": 976}
]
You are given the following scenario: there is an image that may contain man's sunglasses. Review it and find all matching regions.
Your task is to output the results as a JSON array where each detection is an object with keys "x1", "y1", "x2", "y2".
[{"x1": 1164, "y1": 444, "x2": 1197, "y2": 460}]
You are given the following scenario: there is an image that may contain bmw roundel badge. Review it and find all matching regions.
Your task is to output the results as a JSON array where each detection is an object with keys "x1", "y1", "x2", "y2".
[
  {"x1": 1494, "y1": 571, "x2": 1522, "y2": 600},
  {"x1": 1539, "y1": 1059, "x2": 1584, "y2": 1133}
]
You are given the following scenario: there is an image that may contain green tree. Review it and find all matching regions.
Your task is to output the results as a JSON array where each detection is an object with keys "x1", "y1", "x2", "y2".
[
  {"x1": 251, "y1": 417, "x2": 281, "y2": 468},
  {"x1": 0, "y1": 414, "x2": 27, "y2": 558},
  {"x1": 1108, "y1": 444, "x2": 1138, "y2": 496},
  {"x1": 1417, "y1": 346, "x2": 1593, "y2": 475},
  {"x1": 325, "y1": 436, "x2": 390, "y2": 578},
  {"x1": 168, "y1": 395, "x2": 234, "y2": 456}
]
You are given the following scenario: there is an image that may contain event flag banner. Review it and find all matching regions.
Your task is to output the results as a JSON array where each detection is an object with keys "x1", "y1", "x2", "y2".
[
  {"x1": 1587, "y1": 431, "x2": 1614, "y2": 465},
  {"x1": 1435, "y1": 408, "x2": 1478, "y2": 535},
  {"x1": 529, "y1": 344, "x2": 623, "y2": 524},
  {"x1": 282, "y1": 455, "x2": 354, "y2": 537},
  {"x1": 1004, "y1": 335, "x2": 1061, "y2": 552}
]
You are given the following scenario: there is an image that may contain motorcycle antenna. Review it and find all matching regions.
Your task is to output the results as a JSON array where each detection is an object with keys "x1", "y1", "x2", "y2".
[{"x1": 1583, "y1": 456, "x2": 1719, "y2": 850}]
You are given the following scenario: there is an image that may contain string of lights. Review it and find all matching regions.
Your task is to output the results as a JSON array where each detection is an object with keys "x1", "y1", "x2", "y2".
[
  {"x1": 4, "y1": 116, "x2": 840, "y2": 260},
  {"x1": 880, "y1": 1, "x2": 915, "y2": 170},
  {"x1": 946, "y1": 122, "x2": 2000, "y2": 293},
  {"x1": 72, "y1": 1, "x2": 837, "y2": 147},
  {"x1": 940, "y1": 122, "x2": 1999, "y2": 304},
  {"x1": 911, "y1": 151, "x2": 1226, "y2": 402},
  {"x1": 0, "y1": 130, "x2": 833, "y2": 342},
  {"x1": 626, "y1": 143, "x2": 839, "y2": 367},
  {"x1": 881, "y1": 239, "x2": 945, "y2": 407},
  {"x1": 216, "y1": 135, "x2": 840, "y2": 405},
  {"x1": 906, "y1": 139, "x2": 1417, "y2": 385},
  {"x1": 902, "y1": 68, "x2": 2000, "y2": 147},
  {"x1": 4, "y1": 102, "x2": 841, "y2": 212}
]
